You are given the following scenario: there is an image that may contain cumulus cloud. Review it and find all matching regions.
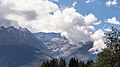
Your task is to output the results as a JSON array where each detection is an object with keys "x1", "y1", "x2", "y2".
[
  {"x1": 84, "y1": 13, "x2": 97, "y2": 25},
  {"x1": 0, "y1": 0, "x2": 105, "y2": 53},
  {"x1": 89, "y1": 39, "x2": 106, "y2": 54},
  {"x1": 89, "y1": 29, "x2": 107, "y2": 54},
  {"x1": 105, "y1": 0, "x2": 118, "y2": 6},
  {"x1": 91, "y1": 29, "x2": 104, "y2": 41},
  {"x1": 106, "y1": 17, "x2": 120, "y2": 25}
]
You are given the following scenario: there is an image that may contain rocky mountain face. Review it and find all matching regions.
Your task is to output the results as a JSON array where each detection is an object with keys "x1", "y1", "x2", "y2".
[
  {"x1": 34, "y1": 32, "x2": 96, "y2": 61},
  {"x1": 0, "y1": 26, "x2": 52, "y2": 67},
  {"x1": 66, "y1": 42, "x2": 96, "y2": 62}
]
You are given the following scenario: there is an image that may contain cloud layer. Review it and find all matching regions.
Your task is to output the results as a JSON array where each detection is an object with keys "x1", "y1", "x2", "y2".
[{"x1": 0, "y1": 0, "x2": 105, "y2": 53}]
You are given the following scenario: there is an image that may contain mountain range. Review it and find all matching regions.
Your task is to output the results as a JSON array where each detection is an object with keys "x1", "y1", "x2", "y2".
[
  {"x1": 0, "y1": 26, "x2": 95, "y2": 67},
  {"x1": 34, "y1": 32, "x2": 96, "y2": 62}
]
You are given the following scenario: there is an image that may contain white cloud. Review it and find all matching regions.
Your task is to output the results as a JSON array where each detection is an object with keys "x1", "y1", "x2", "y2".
[
  {"x1": 72, "y1": 2, "x2": 77, "y2": 7},
  {"x1": 89, "y1": 29, "x2": 107, "y2": 54},
  {"x1": 104, "y1": 27, "x2": 112, "y2": 31},
  {"x1": 84, "y1": 13, "x2": 97, "y2": 25},
  {"x1": 93, "y1": 20, "x2": 101, "y2": 25},
  {"x1": 85, "y1": 0, "x2": 94, "y2": 3},
  {"x1": 0, "y1": 0, "x2": 105, "y2": 52},
  {"x1": 91, "y1": 29, "x2": 104, "y2": 41},
  {"x1": 106, "y1": 17, "x2": 120, "y2": 25},
  {"x1": 89, "y1": 39, "x2": 107, "y2": 54},
  {"x1": 105, "y1": 0, "x2": 118, "y2": 6}
]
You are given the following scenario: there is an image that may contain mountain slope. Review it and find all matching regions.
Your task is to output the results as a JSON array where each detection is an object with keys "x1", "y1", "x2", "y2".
[
  {"x1": 0, "y1": 26, "x2": 51, "y2": 67},
  {"x1": 66, "y1": 42, "x2": 96, "y2": 62}
]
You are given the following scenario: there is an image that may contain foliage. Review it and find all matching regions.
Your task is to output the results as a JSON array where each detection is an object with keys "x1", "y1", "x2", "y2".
[
  {"x1": 104, "y1": 27, "x2": 120, "y2": 48},
  {"x1": 91, "y1": 45, "x2": 120, "y2": 67},
  {"x1": 91, "y1": 27, "x2": 120, "y2": 67}
]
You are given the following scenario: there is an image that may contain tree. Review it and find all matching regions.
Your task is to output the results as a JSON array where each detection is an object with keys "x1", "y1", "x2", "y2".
[
  {"x1": 59, "y1": 58, "x2": 66, "y2": 67},
  {"x1": 69, "y1": 57, "x2": 79, "y2": 67},
  {"x1": 78, "y1": 61, "x2": 84, "y2": 67},
  {"x1": 104, "y1": 27, "x2": 120, "y2": 48},
  {"x1": 91, "y1": 45, "x2": 120, "y2": 67},
  {"x1": 91, "y1": 27, "x2": 120, "y2": 67},
  {"x1": 52, "y1": 58, "x2": 58, "y2": 67},
  {"x1": 40, "y1": 63, "x2": 44, "y2": 67},
  {"x1": 85, "y1": 60, "x2": 93, "y2": 67}
]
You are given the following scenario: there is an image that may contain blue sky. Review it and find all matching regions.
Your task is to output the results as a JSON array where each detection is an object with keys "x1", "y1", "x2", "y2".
[{"x1": 51, "y1": 0, "x2": 120, "y2": 30}]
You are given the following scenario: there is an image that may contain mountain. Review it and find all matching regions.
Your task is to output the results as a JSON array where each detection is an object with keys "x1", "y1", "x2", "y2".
[
  {"x1": 34, "y1": 32, "x2": 70, "y2": 57},
  {"x1": 0, "y1": 26, "x2": 52, "y2": 67},
  {"x1": 66, "y1": 42, "x2": 96, "y2": 62},
  {"x1": 34, "y1": 32, "x2": 96, "y2": 61}
]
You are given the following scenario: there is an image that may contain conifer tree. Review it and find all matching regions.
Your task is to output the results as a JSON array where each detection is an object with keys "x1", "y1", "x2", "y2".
[
  {"x1": 78, "y1": 61, "x2": 85, "y2": 67},
  {"x1": 69, "y1": 57, "x2": 79, "y2": 67},
  {"x1": 59, "y1": 58, "x2": 66, "y2": 67}
]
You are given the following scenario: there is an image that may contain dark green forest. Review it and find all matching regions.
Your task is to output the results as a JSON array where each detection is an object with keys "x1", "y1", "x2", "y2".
[{"x1": 39, "y1": 27, "x2": 120, "y2": 67}]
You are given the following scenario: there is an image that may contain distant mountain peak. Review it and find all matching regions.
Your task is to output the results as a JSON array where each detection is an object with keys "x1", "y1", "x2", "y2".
[
  {"x1": 19, "y1": 27, "x2": 29, "y2": 32},
  {"x1": 7, "y1": 26, "x2": 16, "y2": 30},
  {"x1": 7, "y1": 26, "x2": 15, "y2": 29},
  {"x1": 0, "y1": 26, "x2": 6, "y2": 30}
]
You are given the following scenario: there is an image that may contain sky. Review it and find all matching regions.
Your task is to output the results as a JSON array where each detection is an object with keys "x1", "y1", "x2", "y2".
[{"x1": 0, "y1": 0, "x2": 120, "y2": 53}]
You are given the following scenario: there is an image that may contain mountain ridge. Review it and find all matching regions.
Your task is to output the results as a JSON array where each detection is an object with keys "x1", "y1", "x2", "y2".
[{"x1": 0, "y1": 26, "x2": 52, "y2": 67}]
